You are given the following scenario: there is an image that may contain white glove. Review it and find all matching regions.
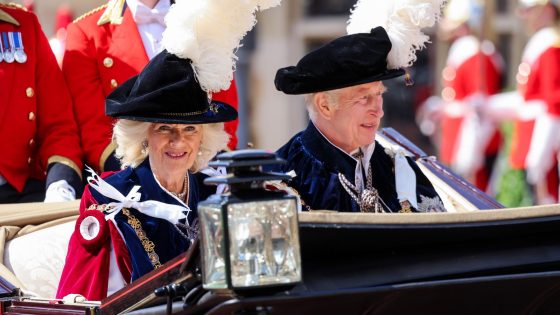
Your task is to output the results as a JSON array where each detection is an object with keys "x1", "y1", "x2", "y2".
[
  {"x1": 62, "y1": 294, "x2": 87, "y2": 304},
  {"x1": 526, "y1": 114, "x2": 560, "y2": 184},
  {"x1": 485, "y1": 91, "x2": 524, "y2": 122},
  {"x1": 44, "y1": 180, "x2": 76, "y2": 202}
]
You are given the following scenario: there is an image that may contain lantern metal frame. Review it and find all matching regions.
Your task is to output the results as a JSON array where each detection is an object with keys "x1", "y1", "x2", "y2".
[{"x1": 198, "y1": 150, "x2": 302, "y2": 293}]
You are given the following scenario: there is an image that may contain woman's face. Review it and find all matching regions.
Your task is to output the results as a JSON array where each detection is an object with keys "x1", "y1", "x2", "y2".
[{"x1": 147, "y1": 123, "x2": 202, "y2": 179}]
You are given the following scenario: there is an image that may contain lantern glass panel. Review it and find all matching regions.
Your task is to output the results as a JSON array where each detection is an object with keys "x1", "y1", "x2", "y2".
[
  {"x1": 227, "y1": 198, "x2": 301, "y2": 288},
  {"x1": 199, "y1": 203, "x2": 227, "y2": 289}
]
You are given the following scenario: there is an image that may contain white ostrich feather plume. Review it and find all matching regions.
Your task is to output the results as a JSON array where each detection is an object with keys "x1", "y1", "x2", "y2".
[
  {"x1": 163, "y1": 0, "x2": 281, "y2": 93},
  {"x1": 254, "y1": 0, "x2": 282, "y2": 10},
  {"x1": 347, "y1": 0, "x2": 446, "y2": 69}
]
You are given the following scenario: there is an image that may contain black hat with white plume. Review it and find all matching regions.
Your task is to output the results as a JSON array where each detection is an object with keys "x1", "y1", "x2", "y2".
[
  {"x1": 106, "y1": 0, "x2": 282, "y2": 123},
  {"x1": 275, "y1": 0, "x2": 446, "y2": 95}
]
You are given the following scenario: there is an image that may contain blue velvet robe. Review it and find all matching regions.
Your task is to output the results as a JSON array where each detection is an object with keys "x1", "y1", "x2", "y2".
[
  {"x1": 90, "y1": 159, "x2": 215, "y2": 281},
  {"x1": 273, "y1": 123, "x2": 444, "y2": 213}
]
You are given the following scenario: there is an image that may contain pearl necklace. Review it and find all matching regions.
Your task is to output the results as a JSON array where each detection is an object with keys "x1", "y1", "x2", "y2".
[{"x1": 170, "y1": 174, "x2": 189, "y2": 201}]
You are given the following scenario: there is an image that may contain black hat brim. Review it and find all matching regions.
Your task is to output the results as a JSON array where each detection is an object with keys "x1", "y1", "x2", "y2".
[
  {"x1": 275, "y1": 28, "x2": 407, "y2": 95},
  {"x1": 113, "y1": 100, "x2": 238, "y2": 124},
  {"x1": 276, "y1": 67, "x2": 405, "y2": 95},
  {"x1": 105, "y1": 69, "x2": 238, "y2": 124}
]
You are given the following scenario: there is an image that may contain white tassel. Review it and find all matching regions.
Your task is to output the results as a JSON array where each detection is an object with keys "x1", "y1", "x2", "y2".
[
  {"x1": 347, "y1": 0, "x2": 446, "y2": 69},
  {"x1": 163, "y1": 0, "x2": 281, "y2": 93}
]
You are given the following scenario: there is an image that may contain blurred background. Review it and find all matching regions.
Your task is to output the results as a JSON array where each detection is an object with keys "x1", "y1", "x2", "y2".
[
  {"x1": 11, "y1": 0, "x2": 525, "y2": 151},
  {"x1": 7, "y1": 0, "x2": 545, "y2": 206}
]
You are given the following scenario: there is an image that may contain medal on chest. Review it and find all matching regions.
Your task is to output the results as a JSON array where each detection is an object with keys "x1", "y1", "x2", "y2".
[
  {"x1": 12, "y1": 32, "x2": 27, "y2": 63},
  {"x1": 0, "y1": 32, "x2": 26, "y2": 64},
  {"x1": 1, "y1": 31, "x2": 13, "y2": 63}
]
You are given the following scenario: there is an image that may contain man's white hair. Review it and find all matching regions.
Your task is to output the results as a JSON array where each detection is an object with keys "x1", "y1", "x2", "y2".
[
  {"x1": 305, "y1": 90, "x2": 340, "y2": 122},
  {"x1": 113, "y1": 120, "x2": 230, "y2": 172}
]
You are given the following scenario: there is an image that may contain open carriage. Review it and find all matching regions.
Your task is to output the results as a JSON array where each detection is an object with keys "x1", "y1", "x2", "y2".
[{"x1": 0, "y1": 129, "x2": 558, "y2": 315}]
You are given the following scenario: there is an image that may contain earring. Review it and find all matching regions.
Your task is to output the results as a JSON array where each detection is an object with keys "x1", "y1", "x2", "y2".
[
  {"x1": 197, "y1": 151, "x2": 202, "y2": 156},
  {"x1": 141, "y1": 140, "x2": 148, "y2": 155}
]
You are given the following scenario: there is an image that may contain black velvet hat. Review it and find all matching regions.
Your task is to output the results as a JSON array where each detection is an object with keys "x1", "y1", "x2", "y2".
[
  {"x1": 275, "y1": 27, "x2": 405, "y2": 95},
  {"x1": 106, "y1": 50, "x2": 237, "y2": 124}
]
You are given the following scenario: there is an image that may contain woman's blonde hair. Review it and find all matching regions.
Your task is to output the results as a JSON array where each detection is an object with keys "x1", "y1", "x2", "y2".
[{"x1": 113, "y1": 120, "x2": 230, "y2": 172}]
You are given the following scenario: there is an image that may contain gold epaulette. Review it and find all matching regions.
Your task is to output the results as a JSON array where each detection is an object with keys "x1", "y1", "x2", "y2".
[
  {"x1": 0, "y1": 3, "x2": 22, "y2": 26},
  {"x1": 96, "y1": 0, "x2": 126, "y2": 25},
  {"x1": 72, "y1": 4, "x2": 108, "y2": 24},
  {"x1": 0, "y1": 2, "x2": 27, "y2": 11}
]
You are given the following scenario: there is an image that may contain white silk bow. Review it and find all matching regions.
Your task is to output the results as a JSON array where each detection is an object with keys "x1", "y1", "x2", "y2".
[{"x1": 86, "y1": 167, "x2": 190, "y2": 224}]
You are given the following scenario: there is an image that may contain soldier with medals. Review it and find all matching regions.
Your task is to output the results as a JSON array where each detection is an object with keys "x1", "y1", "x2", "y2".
[
  {"x1": 0, "y1": 3, "x2": 83, "y2": 203},
  {"x1": 62, "y1": 0, "x2": 240, "y2": 174},
  {"x1": 271, "y1": 0, "x2": 446, "y2": 213}
]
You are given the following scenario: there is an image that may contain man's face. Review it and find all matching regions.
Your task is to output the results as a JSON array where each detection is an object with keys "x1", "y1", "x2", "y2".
[{"x1": 322, "y1": 81, "x2": 386, "y2": 153}]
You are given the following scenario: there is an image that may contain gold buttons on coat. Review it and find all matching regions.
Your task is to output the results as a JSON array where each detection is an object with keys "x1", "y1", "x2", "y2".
[
  {"x1": 25, "y1": 87, "x2": 34, "y2": 98},
  {"x1": 518, "y1": 62, "x2": 531, "y2": 77},
  {"x1": 110, "y1": 79, "x2": 118, "y2": 88},
  {"x1": 28, "y1": 138, "x2": 35, "y2": 147},
  {"x1": 103, "y1": 57, "x2": 114, "y2": 68},
  {"x1": 441, "y1": 66, "x2": 456, "y2": 82},
  {"x1": 27, "y1": 157, "x2": 33, "y2": 164},
  {"x1": 516, "y1": 62, "x2": 531, "y2": 86},
  {"x1": 441, "y1": 87, "x2": 456, "y2": 102},
  {"x1": 28, "y1": 112, "x2": 35, "y2": 121}
]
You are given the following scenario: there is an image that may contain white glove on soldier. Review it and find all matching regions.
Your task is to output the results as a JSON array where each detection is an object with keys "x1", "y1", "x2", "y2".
[{"x1": 44, "y1": 180, "x2": 76, "y2": 202}]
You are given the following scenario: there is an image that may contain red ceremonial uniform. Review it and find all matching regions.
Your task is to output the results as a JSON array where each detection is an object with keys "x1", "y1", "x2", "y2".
[
  {"x1": 510, "y1": 27, "x2": 560, "y2": 200},
  {"x1": 63, "y1": 2, "x2": 239, "y2": 172},
  {"x1": 0, "y1": 4, "x2": 82, "y2": 193},
  {"x1": 511, "y1": 28, "x2": 560, "y2": 168},
  {"x1": 440, "y1": 36, "x2": 502, "y2": 190}
]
